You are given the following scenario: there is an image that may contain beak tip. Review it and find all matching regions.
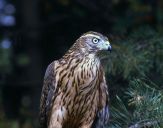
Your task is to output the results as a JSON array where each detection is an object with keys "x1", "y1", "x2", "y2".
[{"x1": 108, "y1": 45, "x2": 112, "y2": 53}]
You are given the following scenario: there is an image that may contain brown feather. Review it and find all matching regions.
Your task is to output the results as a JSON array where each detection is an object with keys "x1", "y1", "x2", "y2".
[{"x1": 39, "y1": 31, "x2": 110, "y2": 128}]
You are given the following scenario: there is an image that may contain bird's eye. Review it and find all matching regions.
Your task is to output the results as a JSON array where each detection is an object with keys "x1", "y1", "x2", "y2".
[{"x1": 92, "y1": 37, "x2": 100, "y2": 44}]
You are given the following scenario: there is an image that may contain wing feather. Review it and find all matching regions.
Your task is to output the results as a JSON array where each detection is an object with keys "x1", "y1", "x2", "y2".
[
  {"x1": 92, "y1": 73, "x2": 109, "y2": 128},
  {"x1": 39, "y1": 61, "x2": 58, "y2": 126}
]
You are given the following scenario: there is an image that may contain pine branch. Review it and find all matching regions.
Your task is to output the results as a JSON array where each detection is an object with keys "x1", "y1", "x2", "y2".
[
  {"x1": 108, "y1": 79, "x2": 163, "y2": 128},
  {"x1": 129, "y1": 120, "x2": 160, "y2": 128}
]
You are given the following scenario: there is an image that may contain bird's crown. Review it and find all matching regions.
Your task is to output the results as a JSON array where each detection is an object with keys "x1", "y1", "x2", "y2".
[{"x1": 80, "y1": 31, "x2": 104, "y2": 39}]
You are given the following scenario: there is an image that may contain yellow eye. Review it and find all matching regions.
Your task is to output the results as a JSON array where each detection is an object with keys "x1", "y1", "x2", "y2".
[{"x1": 92, "y1": 37, "x2": 99, "y2": 44}]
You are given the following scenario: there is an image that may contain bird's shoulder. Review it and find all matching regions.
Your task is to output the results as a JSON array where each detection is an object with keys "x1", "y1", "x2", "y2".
[
  {"x1": 44, "y1": 60, "x2": 59, "y2": 79},
  {"x1": 39, "y1": 60, "x2": 60, "y2": 126}
]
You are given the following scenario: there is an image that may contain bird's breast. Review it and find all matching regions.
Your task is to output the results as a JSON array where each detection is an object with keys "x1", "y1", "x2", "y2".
[
  {"x1": 54, "y1": 58, "x2": 101, "y2": 127},
  {"x1": 58, "y1": 56, "x2": 101, "y2": 98}
]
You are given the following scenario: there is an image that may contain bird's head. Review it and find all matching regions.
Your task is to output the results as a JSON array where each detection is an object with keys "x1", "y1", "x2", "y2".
[{"x1": 79, "y1": 31, "x2": 112, "y2": 53}]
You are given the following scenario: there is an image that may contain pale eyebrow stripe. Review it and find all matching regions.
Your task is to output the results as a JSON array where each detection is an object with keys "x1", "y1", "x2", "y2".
[{"x1": 80, "y1": 34, "x2": 100, "y2": 39}]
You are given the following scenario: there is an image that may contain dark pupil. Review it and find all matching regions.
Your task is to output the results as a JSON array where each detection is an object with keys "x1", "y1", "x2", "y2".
[{"x1": 93, "y1": 38, "x2": 98, "y2": 43}]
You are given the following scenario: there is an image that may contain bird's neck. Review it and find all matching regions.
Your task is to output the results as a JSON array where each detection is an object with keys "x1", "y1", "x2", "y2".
[
  {"x1": 62, "y1": 46, "x2": 99, "y2": 61},
  {"x1": 59, "y1": 48, "x2": 102, "y2": 95}
]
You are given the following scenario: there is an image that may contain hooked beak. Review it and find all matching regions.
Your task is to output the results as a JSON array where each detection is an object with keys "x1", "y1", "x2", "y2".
[
  {"x1": 105, "y1": 41, "x2": 112, "y2": 53},
  {"x1": 108, "y1": 45, "x2": 112, "y2": 53}
]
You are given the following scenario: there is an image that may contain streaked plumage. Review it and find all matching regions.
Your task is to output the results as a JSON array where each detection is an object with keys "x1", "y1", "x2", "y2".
[{"x1": 39, "y1": 31, "x2": 111, "y2": 128}]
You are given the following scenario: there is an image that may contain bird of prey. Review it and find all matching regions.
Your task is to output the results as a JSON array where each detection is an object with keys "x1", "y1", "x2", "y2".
[{"x1": 39, "y1": 31, "x2": 111, "y2": 128}]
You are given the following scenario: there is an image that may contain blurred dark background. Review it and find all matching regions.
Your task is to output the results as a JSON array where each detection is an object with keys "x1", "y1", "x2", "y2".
[{"x1": 0, "y1": 0, "x2": 163, "y2": 128}]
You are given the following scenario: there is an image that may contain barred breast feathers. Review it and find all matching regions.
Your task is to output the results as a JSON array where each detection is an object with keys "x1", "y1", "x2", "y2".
[{"x1": 57, "y1": 37, "x2": 105, "y2": 101}]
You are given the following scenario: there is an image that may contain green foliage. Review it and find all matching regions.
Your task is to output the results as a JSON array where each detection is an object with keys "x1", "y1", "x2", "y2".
[
  {"x1": 105, "y1": 26, "x2": 163, "y2": 81},
  {"x1": 0, "y1": 120, "x2": 19, "y2": 128},
  {"x1": 109, "y1": 79, "x2": 163, "y2": 128},
  {"x1": 16, "y1": 54, "x2": 30, "y2": 67},
  {"x1": 0, "y1": 39, "x2": 30, "y2": 85},
  {"x1": 0, "y1": 45, "x2": 12, "y2": 75},
  {"x1": 127, "y1": 79, "x2": 163, "y2": 126},
  {"x1": 99, "y1": 26, "x2": 163, "y2": 128},
  {"x1": 109, "y1": 96, "x2": 132, "y2": 127}
]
